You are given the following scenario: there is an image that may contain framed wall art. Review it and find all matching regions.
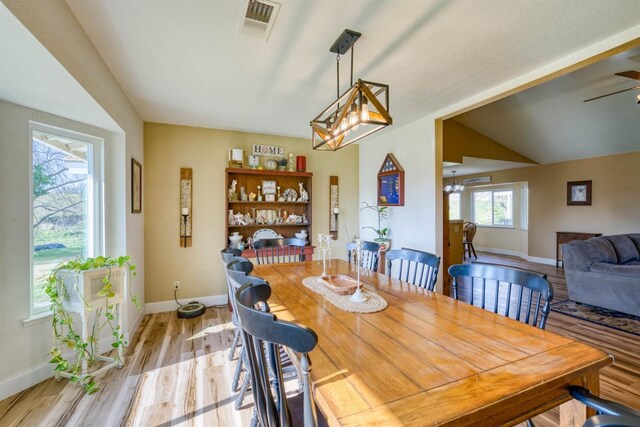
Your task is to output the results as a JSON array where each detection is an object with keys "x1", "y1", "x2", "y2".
[
  {"x1": 131, "y1": 158, "x2": 142, "y2": 213},
  {"x1": 567, "y1": 180, "x2": 592, "y2": 206},
  {"x1": 262, "y1": 180, "x2": 277, "y2": 195},
  {"x1": 377, "y1": 153, "x2": 404, "y2": 206}
]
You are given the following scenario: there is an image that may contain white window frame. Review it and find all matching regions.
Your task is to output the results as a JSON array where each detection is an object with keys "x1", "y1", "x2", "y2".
[
  {"x1": 521, "y1": 185, "x2": 529, "y2": 231},
  {"x1": 29, "y1": 122, "x2": 104, "y2": 315},
  {"x1": 471, "y1": 188, "x2": 515, "y2": 228}
]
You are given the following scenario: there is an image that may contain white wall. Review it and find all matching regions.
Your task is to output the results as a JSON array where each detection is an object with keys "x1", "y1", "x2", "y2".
[
  {"x1": 359, "y1": 116, "x2": 439, "y2": 254},
  {"x1": 0, "y1": 0, "x2": 144, "y2": 399}
]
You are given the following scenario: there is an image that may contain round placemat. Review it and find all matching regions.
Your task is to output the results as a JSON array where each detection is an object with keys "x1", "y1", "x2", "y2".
[{"x1": 302, "y1": 276, "x2": 388, "y2": 314}]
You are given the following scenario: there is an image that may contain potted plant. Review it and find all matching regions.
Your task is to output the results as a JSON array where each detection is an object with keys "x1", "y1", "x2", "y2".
[
  {"x1": 361, "y1": 201, "x2": 391, "y2": 251},
  {"x1": 277, "y1": 157, "x2": 288, "y2": 171},
  {"x1": 45, "y1": 255, "x2": 141, "y2": 394}
]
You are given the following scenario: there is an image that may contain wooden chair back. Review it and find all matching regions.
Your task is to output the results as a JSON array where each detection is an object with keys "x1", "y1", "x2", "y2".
[
  {"x1": 253, "y1": 238, "x2": 306, "y2": 264},
  {"x1": 386, "y1": 248, "x2": 441, "y2": 291},
  {"x1": 346, "y1": 241, "x2": 380, "y2": 271},
  {"x1": 235, "y1": 282, "x2": 319, "y2": 427},
  {"x1": 448, "y1": 262, "x2": 554, "y2": 329},
  {"x1": 463, "y1": 221, "x2": 477, "y2": 243}
]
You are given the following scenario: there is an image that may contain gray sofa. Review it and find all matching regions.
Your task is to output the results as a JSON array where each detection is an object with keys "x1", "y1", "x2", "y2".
[{"x1": 562, "y1": 234, "x2": 640, "y2": 316}]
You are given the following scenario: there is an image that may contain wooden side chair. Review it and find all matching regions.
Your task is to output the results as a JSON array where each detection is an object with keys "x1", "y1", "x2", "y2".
[
  {"x1": 253, "y1": 237, "x2": 306, "y2": 264},
  {"x1": 346, "y1": 240, "x2": 380, "y2": 271},
  {"x1": 568, "y1": 386, "x2": 640, "y2": 427},
  {"x1": 226, "y1": 259, "x2": 267, "y2": 412},
  {"x1": 235, "y1": 282, "x2": 327, "y2": 427},
  {"x1": 385, "y1": 248, "x2": 441, "y2": 291},
  {"x1": 448, "y1": 262, "x2": 554, "y2": 329},
  {"x1": 463, "y1": 221, "x2": 478, "y2": 260},
  {"x1": 220, "y1": 248, "x2": 244, "y2": 361}
]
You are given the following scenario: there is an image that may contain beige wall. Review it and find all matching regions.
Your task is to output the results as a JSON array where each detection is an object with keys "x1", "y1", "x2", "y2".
[
  {"x1": 443, "y1": 120, "x2": 536, "y2": 164},
  {"x1": 144, "y1": 123, "x2": 359, "y2": 303},
  {"x1": 456, "y1": 151, "x2": 640, "y2": 260}
]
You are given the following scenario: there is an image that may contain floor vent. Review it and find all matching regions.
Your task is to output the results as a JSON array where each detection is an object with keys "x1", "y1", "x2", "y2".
[{"x1": 241, "y1": 0, "x2": 280, "y2": 40}]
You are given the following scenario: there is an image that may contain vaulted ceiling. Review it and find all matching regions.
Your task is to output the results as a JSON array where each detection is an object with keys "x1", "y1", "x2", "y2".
[
  {"x1": 63, "y1": 0, "x2": 640, "y2": 141},
  {"x1": 454, "y1": 46, "x2": 640, "y2": 166}
]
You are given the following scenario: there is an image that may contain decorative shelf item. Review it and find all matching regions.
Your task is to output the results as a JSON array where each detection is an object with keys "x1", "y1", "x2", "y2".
[{"x1": 225, "y1": 168, "x2": 314, "y2": 258}]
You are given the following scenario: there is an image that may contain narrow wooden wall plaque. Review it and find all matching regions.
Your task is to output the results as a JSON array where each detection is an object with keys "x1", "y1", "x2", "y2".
[{"x1": 180, "y1": 168, "x2": 193, "y2": 247}]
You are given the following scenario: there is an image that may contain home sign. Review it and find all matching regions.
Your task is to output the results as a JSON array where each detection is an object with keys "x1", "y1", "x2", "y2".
[{"x1": 252, "y1": 144, "x2": 284, "y2": 157}]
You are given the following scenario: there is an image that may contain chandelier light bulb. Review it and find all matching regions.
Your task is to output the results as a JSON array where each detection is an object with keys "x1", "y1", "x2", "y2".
[{"x1": 360, "y1": 102, "x2": 370, "y2": 121}]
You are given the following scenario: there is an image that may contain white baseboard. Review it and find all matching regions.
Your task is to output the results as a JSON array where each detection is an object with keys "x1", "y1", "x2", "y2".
[
  {"x1": 125, "y1": 307, "x2": 146, "y2": 343},
  {"x1": 0, "y1": 336, "x2": 123, "y2": 401},
  {"x1": 145, "y1": 294, "x2": 228, "y2": 314},
  {"x1": 525, "y1": 255, "x2": 557, "y2": 266},
  {"x1": 475, "y1": 246, "x2": 556, "y2": 266}
]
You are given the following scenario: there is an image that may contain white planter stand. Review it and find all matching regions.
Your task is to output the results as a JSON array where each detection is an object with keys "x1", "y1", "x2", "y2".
[{"x1": 54, "y1": 266, "x2": 126, "y2": 381}]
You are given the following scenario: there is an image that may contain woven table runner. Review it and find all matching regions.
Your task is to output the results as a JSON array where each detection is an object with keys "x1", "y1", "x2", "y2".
[{"x1": 301, "y1": 276, "x2": 388, "y2": 314}]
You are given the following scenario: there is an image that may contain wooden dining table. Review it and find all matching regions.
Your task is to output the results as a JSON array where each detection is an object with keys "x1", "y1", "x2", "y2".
[{"x1": 252, "y1": 259, "x2": 612, "y2": 426}]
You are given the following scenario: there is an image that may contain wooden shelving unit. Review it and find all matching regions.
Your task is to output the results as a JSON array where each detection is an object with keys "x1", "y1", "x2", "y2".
[{"x1": 225, "y1": 168, "x2": 314, "y2": 258}]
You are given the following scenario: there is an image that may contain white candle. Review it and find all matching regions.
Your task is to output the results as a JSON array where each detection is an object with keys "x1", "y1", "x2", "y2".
[
  {"x1": 333, "y1": 207, "x2": 339, "y2": 214},
  {"x1": 181, "y1": 207, "x2": 190, "y2": 216}
]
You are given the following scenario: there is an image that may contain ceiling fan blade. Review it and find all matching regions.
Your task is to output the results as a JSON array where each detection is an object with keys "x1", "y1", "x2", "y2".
[
  {"x1": 583, "y1": 86, "x2": 640, "y2": 102},
  {"x1": 615, "y1": 70, "x2": 640, "y2": 81}
]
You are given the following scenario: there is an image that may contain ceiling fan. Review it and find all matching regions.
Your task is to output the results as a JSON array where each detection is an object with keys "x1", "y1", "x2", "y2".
[{"x1": 583, "y1": 70, "x2": 640, "y2": 103}]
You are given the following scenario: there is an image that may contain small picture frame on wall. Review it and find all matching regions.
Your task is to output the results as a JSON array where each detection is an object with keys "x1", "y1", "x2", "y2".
[
  {"x1": 131, "y1": 158, "x2": 142, "y2": 213},
  {"x1": 567, "y1": 180, "x2": 592, "y2": 206}
]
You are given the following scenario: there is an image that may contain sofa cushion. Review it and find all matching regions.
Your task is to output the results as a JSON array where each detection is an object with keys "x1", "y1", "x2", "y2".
[
  {"x1": 629, "y1": 233, "x2": 640, "y2": 253},
  {"x1": 590, "y1": 261, "x2": 640, "y2": 279},
  {"x1": 562, "y1": 237, "x2": 617, "y2": 271},
  {"x1": 606, "y1": 235, "x2": 640, "y2": 264},
  {"x1": 624, "y1": 260, "x2": 640, "y2": 266}
]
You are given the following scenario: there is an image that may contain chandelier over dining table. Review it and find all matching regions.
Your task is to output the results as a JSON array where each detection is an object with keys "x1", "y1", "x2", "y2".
[{"x1": 310, "y1": 29, "x2": 392, "y2": 151}]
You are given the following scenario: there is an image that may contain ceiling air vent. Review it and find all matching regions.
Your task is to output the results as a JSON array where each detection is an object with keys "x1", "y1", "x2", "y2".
[{"x1": 241, "y1": 0, "x2": 280, "y2": 40}]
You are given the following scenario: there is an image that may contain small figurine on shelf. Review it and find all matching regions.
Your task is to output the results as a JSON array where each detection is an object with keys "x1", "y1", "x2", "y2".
[
  {"x1": 228, "y1": 180, "x2": 238, "y2": 201},
  {"x1": 283, "y1": 210, "x2": 288, "y2": 220},
  {"x1": 287, "y1": 152, "x2": 295, "y2": 172},
  {"x1": 249, "y1": 192, "x2": 256, "y2": 201},
  {"x1": 257, "y1": 186, "x2": 263, "y2": 202},
  {"x1": 240, "y1": 186, "x2": 248, "y2": 201},
  {"x1": 233, "y1": 212, "x2": 248, "y2": 225},
  {"x1": 299, "y1": 182, "x2": 309, "y2": 202}
]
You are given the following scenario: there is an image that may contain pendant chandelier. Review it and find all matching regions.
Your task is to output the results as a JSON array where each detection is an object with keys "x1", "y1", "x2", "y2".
[
  {"x1": 310, "y1": 29, "x2": 392, "y2": 151},
  {"x1": 444, "y1": 171, "x2": 465, "y2": 193}
]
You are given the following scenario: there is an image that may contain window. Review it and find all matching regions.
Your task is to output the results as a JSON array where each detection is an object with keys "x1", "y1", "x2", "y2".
[
  {"x1": 30, "y1": 123, "x2": 103, "y2": 315},
  {"x1": 521, "y1": 185, "x2": 528, "y2": 230},
  {"x1": 472, "y1": 189, "x2": 513, "y2": 226},
  {"x1": 448, "y1": 193, "x2": 461, "y2": 220}
]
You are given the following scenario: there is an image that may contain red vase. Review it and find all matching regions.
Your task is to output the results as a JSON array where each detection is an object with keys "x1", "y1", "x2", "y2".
[{"x1": 296, "y1": 156, "x2": 306, "y2": 172}]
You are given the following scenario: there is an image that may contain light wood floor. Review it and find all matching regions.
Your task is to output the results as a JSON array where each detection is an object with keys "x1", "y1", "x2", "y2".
[{"x1": 1, "y1": 253, "x2": 638, "y2": 426}]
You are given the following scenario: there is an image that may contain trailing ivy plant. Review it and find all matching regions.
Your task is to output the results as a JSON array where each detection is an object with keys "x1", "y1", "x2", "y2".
[{"x1": 45, "y1": 255, "x2": 141, "y2": 394}]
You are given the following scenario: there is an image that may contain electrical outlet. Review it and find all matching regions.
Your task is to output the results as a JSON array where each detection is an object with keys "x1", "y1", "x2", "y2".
[{"x1": 174, "y1": 281, "x2": 180, "y2": 289}]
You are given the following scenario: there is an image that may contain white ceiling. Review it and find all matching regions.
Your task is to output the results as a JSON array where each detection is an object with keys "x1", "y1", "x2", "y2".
[
  {"x1": 0, "y1": 3, "x2": 119, "y2": 132},
  {"x1": 64, "y1": 0, "x2": 640, "y2": 139},
  {"x1": 454, "y1": 46, "x2": 640, "y2": 165}
]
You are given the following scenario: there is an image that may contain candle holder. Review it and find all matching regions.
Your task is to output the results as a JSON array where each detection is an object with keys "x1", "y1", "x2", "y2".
[
  {"x1": 350, "y1": 239, "x2": 367, "y2": 303},
  {"x1": 317, "y1": 233, "x2": 333, "y2": 280},
  {"x1": 181, "y1": 214, "x2": 189, "y2": 247}
]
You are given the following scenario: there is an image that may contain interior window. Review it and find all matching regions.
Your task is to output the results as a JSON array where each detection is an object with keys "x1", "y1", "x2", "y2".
[
  {"x1": 472, "y1": 189, "x2": 513, "y2": 227},
  {"x1": 448, "y1": 193, "x2": 461, "y2": 220},
  {"x1": 30, "y1": 124, "x2": 102, "y2": 314}
]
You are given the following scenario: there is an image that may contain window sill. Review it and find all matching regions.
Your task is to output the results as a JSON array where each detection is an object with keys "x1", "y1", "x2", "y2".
[
  {"x1": 476, "y1": 225, "x2": 516, "y2": 230},
  {"x1": 21, "y1": 311, "x2": 52, "y2": 328}
]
